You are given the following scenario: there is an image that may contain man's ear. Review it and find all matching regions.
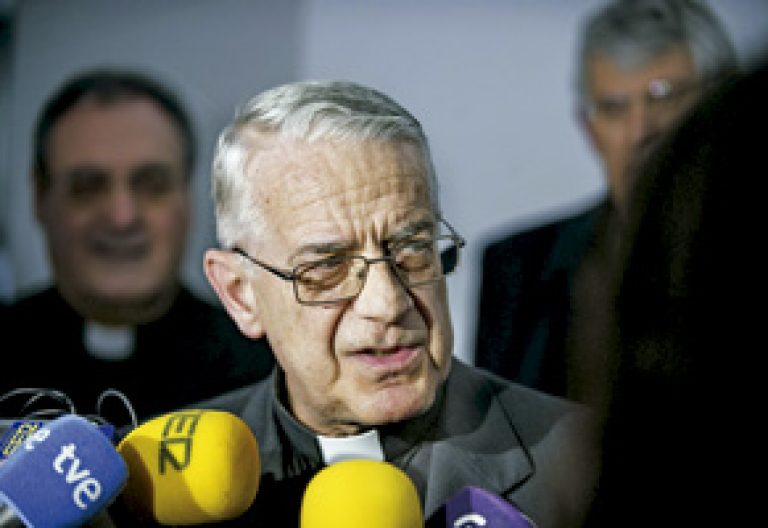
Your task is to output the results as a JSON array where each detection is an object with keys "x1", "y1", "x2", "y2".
[{"x1": 204, "y1": 248, "x2": 265, "y2": 339}]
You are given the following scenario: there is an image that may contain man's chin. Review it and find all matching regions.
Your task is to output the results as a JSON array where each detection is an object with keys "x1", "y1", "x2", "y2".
[
  {"x1": 68, "y1": 282, "x2": 178, "y2": 324},
  {"x1": 360, "y1": 386, "x2": 435, "y2": 426},
  {"x1": 91, "y1": 285, "x2": 164, "y2": 306}
]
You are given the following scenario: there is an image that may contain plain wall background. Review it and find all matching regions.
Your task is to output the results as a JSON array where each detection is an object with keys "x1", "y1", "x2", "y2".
[{"x1": 2, "y1": 0, "x2": 767, "y2": 363}]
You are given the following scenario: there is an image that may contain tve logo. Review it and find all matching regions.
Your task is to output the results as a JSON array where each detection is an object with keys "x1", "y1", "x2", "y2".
[
  {"x1": 52, "y1": 443, "x2": 103, "y2": 509},
  {"x1": 22, "y1": 424, "x2": 104, "y2": 510}
]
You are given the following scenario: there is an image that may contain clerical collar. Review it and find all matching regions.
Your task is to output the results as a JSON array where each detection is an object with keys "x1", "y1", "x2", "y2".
[
  {"x1": 270, "y1": 369, "x2": 447, "y2": 467},
  {"x1": 317, "y1": 429, "x2": 385, "y2": 465},
  {"x1": 83, "y1": 321, "x2": 135, "y2": 361}
]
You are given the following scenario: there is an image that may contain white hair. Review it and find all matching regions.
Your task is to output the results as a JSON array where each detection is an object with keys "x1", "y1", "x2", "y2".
[{"x1": 211, "y1": 80, "x2": 439, "y2": 249}]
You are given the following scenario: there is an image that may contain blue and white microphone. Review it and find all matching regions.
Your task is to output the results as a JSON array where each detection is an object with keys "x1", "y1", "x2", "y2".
[{"x1": 0, "y1": 414, "x2": 127, "y2": 527}]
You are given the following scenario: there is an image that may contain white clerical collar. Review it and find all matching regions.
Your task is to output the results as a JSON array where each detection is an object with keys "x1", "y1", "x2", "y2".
[
  {"x1": 83, "y1": 321, "x2": 136, "y2": 361},
  {"x1": 317, "y1": 428, "x2": 385, "y2": 465}
]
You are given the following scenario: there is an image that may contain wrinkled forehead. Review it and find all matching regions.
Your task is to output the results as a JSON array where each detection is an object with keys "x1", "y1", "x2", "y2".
[{"x1": 248, "y1": 137, "x2": 433, "y2": 222}]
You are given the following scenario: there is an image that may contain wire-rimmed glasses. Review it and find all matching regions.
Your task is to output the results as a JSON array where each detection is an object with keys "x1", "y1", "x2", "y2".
[{"x1": 231, "y1": 219, "x2": 466, "y2": 306}]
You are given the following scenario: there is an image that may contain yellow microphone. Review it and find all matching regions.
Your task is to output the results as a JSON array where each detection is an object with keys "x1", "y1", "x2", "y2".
[
  {"x1": 116, "y1": 409, "x2": 259, "y2": 525},
  {"x1": 300, "y1": 459, "x2": 423, "y2": 528}
]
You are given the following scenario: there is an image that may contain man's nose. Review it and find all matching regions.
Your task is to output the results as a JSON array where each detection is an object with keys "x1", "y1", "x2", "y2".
[
  {"x1": 353, "y1": 259, "x2": 413, "y2": 322},
  {"x1": 105, "y1": 186, "x2": 140, "y2": 227},
  {"x1": 626, "y1": 98, "x2": 663, "y2": 147}
]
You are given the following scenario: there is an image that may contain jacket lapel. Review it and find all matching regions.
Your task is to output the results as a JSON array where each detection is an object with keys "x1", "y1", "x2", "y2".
[{"x1": 421, "y1": 362, "x2": 536, "y2": 516}]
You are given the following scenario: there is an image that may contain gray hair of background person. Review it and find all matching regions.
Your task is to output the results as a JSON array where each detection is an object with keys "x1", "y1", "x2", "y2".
[
  {"x1": 574, "y1": 0, "x2": 739, "y2": 107},
  {"x1": 33, "y1": 69, "x2": 196, "y2": 188},
  {"x1": 211, "y1": 79, "x2": 439, "y2": 249}
]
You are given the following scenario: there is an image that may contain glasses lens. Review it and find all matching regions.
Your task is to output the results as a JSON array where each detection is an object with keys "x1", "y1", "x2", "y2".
[
  {"x1": 296, "y1": 256, "x2": 364, "y2": 303},
  {"x1": 396, "y1": 235, "x2": 461, "y2": 287},
  {"x1": 292, "y1": 230, "x2": 463, "y2": 304},
  {"x1": 439, "y1": 238, "x2": 459, "y2": 274},
  {"x1": 392, "y1": 238, "x2": 438, "y2": 282}
]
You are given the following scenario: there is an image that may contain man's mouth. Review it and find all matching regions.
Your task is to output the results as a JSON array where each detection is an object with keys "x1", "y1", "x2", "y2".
[
  {"x1": 351, "y1": 346, "x2": 421, "y2": 370},
  {"x1": 362, "y1": 347, "x2": 402, "y2": 356},
  {"x1": 90, "y1": 238, "x2": 149, "y2": 260}
]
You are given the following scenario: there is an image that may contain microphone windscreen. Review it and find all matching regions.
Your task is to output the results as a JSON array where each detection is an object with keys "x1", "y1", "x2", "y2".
[
  {"x1": 0, "y1": 414, "x2": 127, "y2": 527},
  {"x1": 1, "y1": 419, "x2": 116, "y2": 464},
  {"x1": 300, "y1": 459, "x2": 422, "y2": 528},
  {"x1": 117, "y1": 409, "x2": 259, "y2": 525},
  {"x1": 425, "y1": 485, "x2": 536, "y2": 528}
]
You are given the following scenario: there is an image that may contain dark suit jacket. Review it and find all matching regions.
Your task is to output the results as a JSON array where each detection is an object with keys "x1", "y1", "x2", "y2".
[
  {"x1": 182, "y1": 360, "x2": 597, "y2": 528},
  {"x1": 0, "y1": 285, "x2": 274, "y2": 421},
  {"x1": 474, "y1": 200, "x2": 608, "y2": 396}
]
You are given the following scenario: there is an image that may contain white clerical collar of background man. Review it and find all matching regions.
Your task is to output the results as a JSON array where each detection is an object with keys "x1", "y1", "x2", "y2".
[{"x1": 83, "y1": 321, "x2": 135, "y2": 361}]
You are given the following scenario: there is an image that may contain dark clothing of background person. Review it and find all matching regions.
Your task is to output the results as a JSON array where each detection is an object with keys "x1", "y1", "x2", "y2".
[
  {"x1": 582, "y1": 60, "x2": 768, "y2": 527},
  {"x1": 474, "y1": 200, "x2": 608, "y2": 397},
  {"x1": 0, "y1": 285, "x2": 274, "y2": 421},
  {"x1": 473, "y1": 0, "x2": 738, "y2": 400}
]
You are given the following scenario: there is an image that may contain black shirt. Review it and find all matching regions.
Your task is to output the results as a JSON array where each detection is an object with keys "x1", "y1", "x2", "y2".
[{"x1": 0, "y1": 285, "x2": 274, "y2": 422}]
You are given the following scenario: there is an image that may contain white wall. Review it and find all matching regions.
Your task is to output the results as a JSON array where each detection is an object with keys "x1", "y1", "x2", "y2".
[
  {"x1": 5, "y1": 0, "x2": 302, "y2": 301},
  {"x1": 4, "y1": 0, "x2": 768, "y2": 363}
]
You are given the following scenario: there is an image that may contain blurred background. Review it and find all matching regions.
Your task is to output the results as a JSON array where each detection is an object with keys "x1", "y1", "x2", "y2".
[{"x1": 1, "y1": 0, "x2": 767, "y2": 363}]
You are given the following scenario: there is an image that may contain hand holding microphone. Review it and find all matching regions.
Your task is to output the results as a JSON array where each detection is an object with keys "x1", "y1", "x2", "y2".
[
  {"x1": 116, "y1": 409, "x2": 260, "y2": 525},
  {"x1": 0, "y1": 414, "x2": 127, "y2": 527}
]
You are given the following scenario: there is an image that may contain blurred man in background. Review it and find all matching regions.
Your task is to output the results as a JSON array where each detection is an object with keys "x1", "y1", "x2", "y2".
[
  {"x1": 474, "y1": 0, "x2": 738, "y2": 401},
  {"x1": 0, "y1": 69, "x2": 273, "y2": 420}
]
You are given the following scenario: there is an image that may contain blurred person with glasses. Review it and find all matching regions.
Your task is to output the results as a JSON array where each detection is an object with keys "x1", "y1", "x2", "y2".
[
  {"x1": 180, "y1": 80, "x2": 597, "y2": 527},
  {"x1": 474, "y1": 0, "x2": 739, "y2": 402}
]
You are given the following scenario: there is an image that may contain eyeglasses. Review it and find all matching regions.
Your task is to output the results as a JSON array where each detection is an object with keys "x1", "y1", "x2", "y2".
[
  {"x1": 231, "y1": 219, "x2": 466, "y2": 306},
  {"x1": 585, "y1": 77, "x2": 701, "y2": 123}
]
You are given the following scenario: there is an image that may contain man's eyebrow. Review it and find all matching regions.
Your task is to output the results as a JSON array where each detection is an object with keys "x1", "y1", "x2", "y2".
[
  {"x1": 288, "y1": 241, "x2": 354, "y2": 263},
  {"x1": 66, "y1": 165, "x2": 107, "y2": 179},
  {"x1": 286, "y1": 220, "x2": 437, "y2": 262},
  {"x1": 388, "y1": 219, "x2": 436, "y2": 244}
]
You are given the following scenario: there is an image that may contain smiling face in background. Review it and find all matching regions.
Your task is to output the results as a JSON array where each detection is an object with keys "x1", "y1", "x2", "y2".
[
  {"x1": 36, "y1": 97, "x2": 191, "y2": 323},
  {"x1": 218, "y1": 137, "x2": 453, "y2": 435}
]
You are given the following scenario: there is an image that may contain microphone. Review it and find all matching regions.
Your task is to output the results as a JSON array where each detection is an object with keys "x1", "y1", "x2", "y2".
[
  {"x1": 116, "y1": 409, "x2": 260, "y2": 525},
  {"x1": 0, "y1": 414, "x2": 128, "y2": 527},
  {"x1": 1, "y1": 387, "x2": 138, "y2": 465},
  {"x1": 300, "y1": 458, "x2": 423, "y2": 527},
  {"x1": 1, "y1": 419, "x2": 117, "y2": 465},
  {"x1": 425, "y1": 486, "x2": 537, "y2": 528}
]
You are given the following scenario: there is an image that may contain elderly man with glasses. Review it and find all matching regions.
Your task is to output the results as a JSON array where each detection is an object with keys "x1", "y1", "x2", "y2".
[{"x1": 182, "y1": 80, "x2": 597, "y2": 527}]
